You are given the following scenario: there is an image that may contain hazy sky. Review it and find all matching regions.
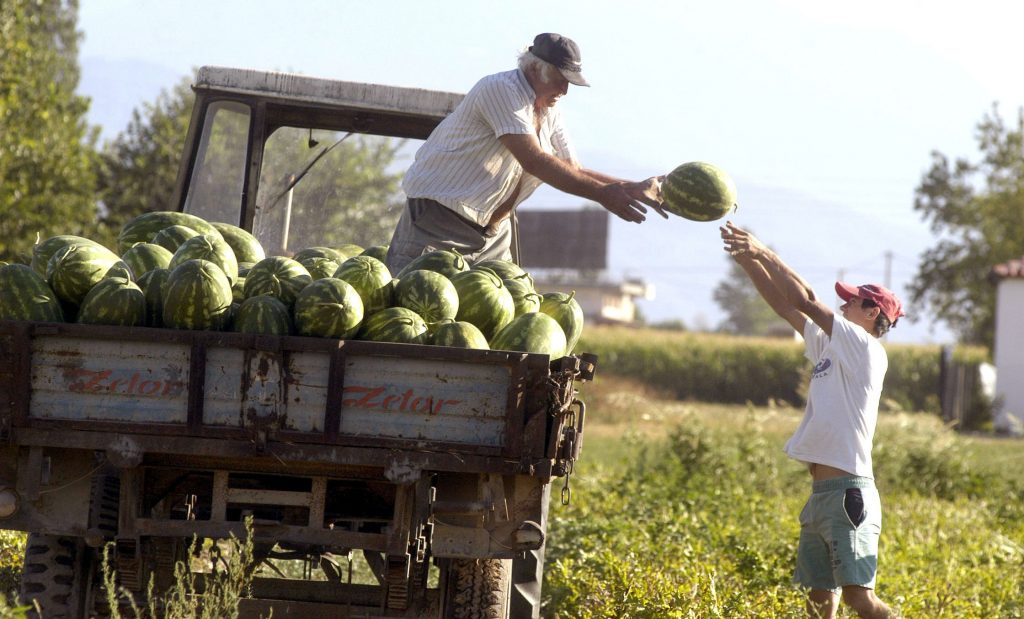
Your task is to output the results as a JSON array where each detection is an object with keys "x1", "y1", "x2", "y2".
[{"x1": 76, "y1": 0, "x2": 1024, "y2": 344}]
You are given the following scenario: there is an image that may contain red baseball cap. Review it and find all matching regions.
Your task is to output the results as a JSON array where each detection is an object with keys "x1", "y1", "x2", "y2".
[{"x1": 835, "y1": 282, "x2": 905, "y2": 323}]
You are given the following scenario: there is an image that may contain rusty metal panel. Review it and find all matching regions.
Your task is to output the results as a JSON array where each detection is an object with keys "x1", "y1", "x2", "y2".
[
  {"x1": 338, "y1": 356, "x2": 510, "y2": 447},
  {"x1": 517, "y1": 208, "x2": 608, "y2": 269},
  {"x1": 28, "y1": 337, "x2": 190, "y2": 423}
]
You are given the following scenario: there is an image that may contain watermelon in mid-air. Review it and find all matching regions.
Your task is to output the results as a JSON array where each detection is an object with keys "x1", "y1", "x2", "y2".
[{"x1": 662, "y1": 162, "x2": 738, "y2": 222}]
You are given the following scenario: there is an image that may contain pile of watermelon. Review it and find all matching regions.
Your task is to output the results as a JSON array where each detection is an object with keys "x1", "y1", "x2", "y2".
[{"x1": 0, "y1": 211, "x2": 584, "y2": 358}]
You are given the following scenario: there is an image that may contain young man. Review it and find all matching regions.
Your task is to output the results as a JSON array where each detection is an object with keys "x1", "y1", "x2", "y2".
[
  {"x1": 385, "y1": 32, "x2": 664, "y2": 275},
  {"x1": 720, "y1": 221, "x2": 903, "y2": 619}
]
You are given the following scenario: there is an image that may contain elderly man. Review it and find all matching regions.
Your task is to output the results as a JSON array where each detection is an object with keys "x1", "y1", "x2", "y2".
[
  {"x1": 721, "y1": 221, "x2": 904, "y2": 619},
  {"x1": 385, "y1": 32, "x2": 664, "y2": 275}
]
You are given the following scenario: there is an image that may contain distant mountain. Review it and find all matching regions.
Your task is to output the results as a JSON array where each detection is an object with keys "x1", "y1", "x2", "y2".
[{"x1": 79, "y1": 57, "x2": 187, "y2": 142}]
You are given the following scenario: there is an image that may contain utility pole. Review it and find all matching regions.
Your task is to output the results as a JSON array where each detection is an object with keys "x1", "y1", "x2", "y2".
[{"x1": 884, "y1": 251, "x2": 893, "y2": 290}]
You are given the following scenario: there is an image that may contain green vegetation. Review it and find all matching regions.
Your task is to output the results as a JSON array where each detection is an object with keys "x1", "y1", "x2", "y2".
[
  {"x1": 543, "y1": 376, "x2": 1024, "y2": 618},
  {"x1": 579, "y1": 326, "x2": 992, "y2": 427}
]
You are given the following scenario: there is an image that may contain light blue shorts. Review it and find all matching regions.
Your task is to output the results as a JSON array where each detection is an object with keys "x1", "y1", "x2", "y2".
[{"x1": 794, "y1": 476, "x2": 881, "y2": 594}]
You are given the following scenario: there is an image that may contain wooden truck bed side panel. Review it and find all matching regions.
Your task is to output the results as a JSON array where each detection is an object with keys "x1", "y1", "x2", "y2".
[{"x1": 1, "y1": 321, "x2": 558, "y2": 459}]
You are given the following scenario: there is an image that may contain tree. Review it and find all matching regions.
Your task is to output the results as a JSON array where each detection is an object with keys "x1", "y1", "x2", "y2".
[
  {"x1": 96, "y1": 74, "x2": 196, "y2": 245},
  {"x1": 713, "y1": 258, "x2": 792, "y2": 337},
  {"x1": 910, "y1": 104, "x2": 1024, "y2": 347},
  {"x1": 0, "y1": 0, "x2": 99, "y2": 262}
]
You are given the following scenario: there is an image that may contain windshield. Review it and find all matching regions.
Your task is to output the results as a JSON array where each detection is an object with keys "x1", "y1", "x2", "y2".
[
  {"x1": 182, "y1": 100, "x2": 250, "y2": 225},
  {"x1": 253, "y1": 128, "x2": 415, "y2": 256},
  {"x1": 182, "y1": 99, "x2": 419, "y2": 257}
]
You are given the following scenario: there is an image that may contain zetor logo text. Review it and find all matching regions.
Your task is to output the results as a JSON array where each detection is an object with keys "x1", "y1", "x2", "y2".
[
  {"x1": 65, "y1": 368, "x2": 187, "y2": 397},
  {"x1": 341, "y1": 385, "x2": 463, "y2": 416}
]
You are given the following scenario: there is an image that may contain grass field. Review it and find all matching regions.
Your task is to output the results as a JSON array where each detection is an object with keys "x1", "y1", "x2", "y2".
[
  {"x1": 0, "y1": 375, "x2": 1020, "y2": 618},
  {"x1": 542, "y1": 376, "x2": 1024, "y2": 618}
]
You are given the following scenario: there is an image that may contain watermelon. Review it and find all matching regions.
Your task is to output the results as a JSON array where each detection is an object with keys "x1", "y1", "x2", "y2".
[
  {"x1": 0, "y1": 263, "x2": 64, "y2": 322},
  {"x1": 397, "y1": 248, "x2": 469, "y2": 279},
  {"x1": 105, "y1": 260, "x2": 135, "y2": 281},
  {"x1": 121, "y1": 242, "x2": 173, "y2": 278},
  {"x1": 31, "y1": 235, "x2": 109, "y2": 278},
  {"x1": 360, "y1": 307, "x2": 429, "y2": 344},
  {"x1": 46, "y1": 243, "x2": 122, "y2": 307},
  {"x1": 77, "y1": 277, "x2": 146, "y2": 327},
  {"x1": 334, "y1": 244, "x2": 365, "y2": 260},
  {"x1": 210, "y1": 221, "x2": 266, "y2": 263},
  {"x1": 234, "y1": 295, "x2": 293, "y2": 336},
  {"x1": 169, "y1": 234, "x2": 239, "y2": 285},
  {"x1": 450, "y1": 270, "x2": 515, "y2": 340},
  {"x1": 360, "y1": 245, "x2": 389, "y2": 262},
  {"x1": 238, "y1": 262, "x2": 255, "y2": 277},
  {"x1": 293, "y1": 278, "x2": 364, "y2": 339},
  {"x1": 662, "y1": 161, "x2": 738, "y2": 222},
  {"x1": 394, "y1": 269, "x2": 459, "y2": 323},
  {"x1": 299, "y1": 256, "x2": 341, "y2": 280},
  {"x1": 432, "y1": 320, "x2": 489, "y2": 350},
  {"x1": 539, "y1": 291, "x2": 585, "y2": 354},
  {"x1": 231, "y1": 276, "x2": 246, "y2": 303},
  {"x1": 332, "y1": 255, "x2": 393, "y2": 315},
  {"x1": 151, "y1": 225, "x2": 201, "y2": 253},
  {"x1": 117, "y1": 211, "x2": 223, "y2": 253},
  {"x1": 242, "y1": 256, "x2": 312, "y2": 306},
  {"x1": 503, "y1": 277, "x2": 543, "y2": 316},
  {"x1": 137, "y1": 267, "x2": 170, "y2": 328},
  {"x1": 293, "y1": 246, "x2": 344, "y2": 263},
  {"x1": 162, "y1": 259, "x2": 233, "y2": 331},
  {"x1": 490, "y1": 312, "x2": 567, "y2": 358},
  {"x1": 473, "y1": 259, "x2": 532, "y2": 284}
]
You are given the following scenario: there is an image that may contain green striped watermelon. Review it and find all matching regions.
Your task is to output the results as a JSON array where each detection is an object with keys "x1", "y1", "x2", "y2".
[
  {"x1": 242, "y1": 256, "x2": 312, "y2": 306},
  {"x1": 397, "y1": 248, "x2": 469, "y2": 279},
  {"x1": 77, "y1": 277, "x2": 146, "y2": 327},
  {"x1": 293, "y1": 278, "x2": 364, "y2": 339},
  {"x1": 490, "y1": 312, "x2": 567, "y2": 358},
  {"x1": 473, "y1": 259, "x2": 532, "y2": 285},
  {"x1": 299, "y1": 256, "x2": 341, "y2": 280},
  {"x1": 504, "y1": 277, "x2": 543, "y2": 317},
  {"x1": 31, "y1": 235, "x2": 110, "y2": 278},
  {"x1": 394, "y1": 269, "x2": 459, "y2": 323},
  {"x1": 151, "y1": 225, "x2": 201, "y2": 253},
  {"x1": 450, "y1": 269, "x2": 515, "y2": 340},
  {"x1": 662, "y1": 161, "x2": 738, "y2": 222},
  {"x1": 162, "y1": 259, "x2": 233, "y2": 331},
  {"x1": 46, "y1": 243, "x2": 122, "y2": 307},
  {"x1": 169, "y1": 234, "x2": 239, "y2": 285},
  {"x1": 117, "y1": 211, "x2": 223, "y2": 253},
  {"x1": 210, "y1": 221, "x2": 266, "y2": 264},
  {"x1": 432, "y1": 320, "x2": 489, "y2": 350},
  {"x1": 332, "y1": 255, "x2": 393, "y2": 315},
  {"x1": 121, "y1": 242, "x2": 173, "y2": 278},
  {"x1": 360, "y1": 245, "x2": 389, "y2": 262},
  {"x1": 334, "y1": 244, "x2": 365, "y2": 260},
  {"x1": 360, "y1": 307, "x2": 429, "y2": 344},
  {"x1": 539, "y1": 291, "x2": 585, "y2": 354},
  {"x1": 293, "y1": 246, "x2": 344, "y2": 263},
  {"x1": 234, "y1": 295, "x2": 293, "y2": 335},
  {"x1": 137, "y1": 267, "x2": 170, "y2": 328},
  {"x1": 0, "y1": 263, "x2": 64, "y2": 322}
]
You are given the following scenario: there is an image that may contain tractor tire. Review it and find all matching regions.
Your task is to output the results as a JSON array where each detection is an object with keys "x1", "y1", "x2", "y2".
[
  {"x1": 19, "y1": 534, "x2": 94, "y2": 618},
  {"x1": 440, "y1": 558, "x2": 511, "y2": 619}
]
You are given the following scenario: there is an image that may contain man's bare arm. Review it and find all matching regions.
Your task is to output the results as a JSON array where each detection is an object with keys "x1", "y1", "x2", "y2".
[
  {"x1": 498, "y1": 133, "x2": 654, "y2": 223},
  {"x1": 721, "y1": 221, "x2": 835, "y2": 336}
]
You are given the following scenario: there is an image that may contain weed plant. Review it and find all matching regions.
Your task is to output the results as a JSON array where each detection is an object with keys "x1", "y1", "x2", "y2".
[{"x1": 544, "y1": 378, "x2": 1024, "y2": 618}]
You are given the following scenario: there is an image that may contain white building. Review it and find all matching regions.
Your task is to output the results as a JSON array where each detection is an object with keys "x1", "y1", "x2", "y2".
[{"x1": 990, "y1": 256, "x2": 1024, "y2": 434}]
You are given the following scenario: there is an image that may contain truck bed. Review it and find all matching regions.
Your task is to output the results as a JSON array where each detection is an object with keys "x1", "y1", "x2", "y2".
[{"x1": 0, "y1": 320, "x2": 586, "y2": 477}]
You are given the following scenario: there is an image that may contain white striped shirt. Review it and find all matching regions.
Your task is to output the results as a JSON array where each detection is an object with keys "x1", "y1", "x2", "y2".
[{"x1": 401, "y1": 69, "x2": 578, "y2": 227}]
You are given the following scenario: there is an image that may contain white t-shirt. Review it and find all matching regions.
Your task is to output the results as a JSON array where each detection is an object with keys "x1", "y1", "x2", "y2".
[
  {"x1": 784, "y1": 316, "x2": 888, "y2": 478},
  {"x1": 401, "y1": 69, "x2": 578, "y2": 227}
]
